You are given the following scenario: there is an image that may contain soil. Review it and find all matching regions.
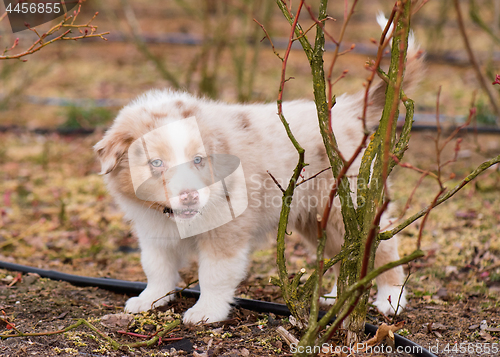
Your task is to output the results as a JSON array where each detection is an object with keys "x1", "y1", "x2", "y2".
[
  {"x1": 1, "y1": 254, "x2": 500, "y2": 357},
  {"x1": 2, "y1": 129, "x2": 500, "y2": 356}
]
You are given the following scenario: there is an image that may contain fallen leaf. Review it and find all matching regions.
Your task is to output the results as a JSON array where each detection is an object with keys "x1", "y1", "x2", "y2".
[
  {"x1": 23, "y1": 273, "x2": 40, "y2": 285},
  {"x1": 479, "y1": 330, "x2": 493, "y2": 341},
  {"x1": 100, "y1": 313, "x2": 134, "y2": 330},
  {"x1": 357, "y1": 322, "x2": 405, "y2": 352},
  {"x1": 427, "y1": 322, "x2": 447, "y2": 332},
  {"x1": 435, "y1": 287, "x2": 449, "y2": 300}
]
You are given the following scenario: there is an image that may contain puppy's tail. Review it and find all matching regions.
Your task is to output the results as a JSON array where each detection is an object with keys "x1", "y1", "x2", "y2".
[{"x1": 363, "y1": 13, "x2": 425, "y2": 126}]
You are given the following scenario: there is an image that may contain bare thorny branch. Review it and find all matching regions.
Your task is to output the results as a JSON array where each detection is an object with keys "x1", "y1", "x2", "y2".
[
  {"x1": 453, "y1": 0, "x2": 500, "y2": 118},
  {"x1": 263, "y1": 0, "x2": 423, "y2": 350},
  {"x1": 264, "y1": 0, "x2": 498, "y2": 351},
  {"x1": 380, "y1": 152, "x2": 500, "y2": 241},
  {"x1": 0, "y1": 4, "x2": 108, "y2": 61},
  {"x1": 384, "y1": 90, "x2": 477, "y2": 233}
]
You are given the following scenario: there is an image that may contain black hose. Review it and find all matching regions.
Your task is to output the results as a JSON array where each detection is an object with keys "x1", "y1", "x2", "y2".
[
  {"x1": 0, "y1": 260, "x2": 437, "y2": 357},
  {"x1": 0, "y1": 260, "x2": 147, "y2": 294}
]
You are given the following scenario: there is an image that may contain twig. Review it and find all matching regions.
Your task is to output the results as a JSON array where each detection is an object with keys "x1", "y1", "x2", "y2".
[
  {"x1": 388, "y1": 94, "x2": 475, "y2": 231},
  {"x1": 392, "y1": 265, "x2": 412, "y2": 319},
  {"x1": 416, "y1": 187, "x2": 444, "y2": 250},
  {"x1": 0, "y1": 317, "x2": 21, "y2": 334},
  {"x1": 254, "y1": 18, "x2": 282, "y2": 60},
  {"x1": 295, "y1": 166, "x2": 331, "y2": 187},
  {"x1": 316, "y1": 249, "x2": 425, "y2": 346},
  {"x1": 391, "y1": 155, "x2": 437, "y2": 179},
  {"x1": 453, "y1": 0, "x2": 500, "y2": 117},
  {"x1": 151, "y1": 279, "x2": 199, "y2": 309},
  {"x1": 272, "y1": 0, "x2": 309, "y2": 324},
  {"x1": 294, "y1": 16, "x2": 335, "y2": 42},
  {"x1": 0, "y1": 318, "x2": 180, "y2": 350},
  {"x1": 120, "y1": 0, "x2": 180, "y2": 88},
  {"x1": 380, "y1": 153, "x2": 500, "y2": 240},
  {"x1": 0, "y1": 11, "x2": 108, "y2": 60},
  {"x1": 267, "y1": 170, "x2": 285, "y2": 193},
  {"x1": 360, "y1": 199, "x2": 390, "y2": 279}
]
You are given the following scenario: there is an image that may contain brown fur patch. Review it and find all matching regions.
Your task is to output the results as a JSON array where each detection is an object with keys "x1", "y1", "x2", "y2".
[
  {"x1": 216, "y1": 134, "x2": 230, "y2": 154},
  {"x1": 238, "y1": 113, "x2": 251, "y2": 130},
  {"x1": 366, "y1": 81, "x2": 387, "y2": 125},
  {"x1": 175, "y1": 100, "x2": 184, "y2": 109},
  {"x1": 316, "y1": 143, "x2": 328, "y2": 164},
  {"x1": 185, "y1": 134, "x2": 205, "y2": 159},
  {"x1": 316, "y1": 143, "x2": 326, "y2": 157},
  {"x1": 181, "y1": 107, "x2": 197, "y2": 118},
  {"x1": 149, "y1": 112, "x2": 168, "y2": 121},
  {"x1": 344, "y1": 127, "x2": 357, "y2": 143},
  {"x1": 96, "y1": 132, "x2": 134, "y2": 174},
  {"x1": 112, "y1": 153, "x2": 171, "y2": 213}
]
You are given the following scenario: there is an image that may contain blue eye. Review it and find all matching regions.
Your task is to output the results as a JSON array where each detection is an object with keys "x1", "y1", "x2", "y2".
[
  {"x1": 194, "y1": 156, "x2": 202, "y2": 164},
  {"x1": 150, "y1": 159, "x2": 163, "y2": 167}
]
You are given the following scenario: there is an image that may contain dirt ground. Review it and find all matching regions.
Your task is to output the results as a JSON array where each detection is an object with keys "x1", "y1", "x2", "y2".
[
  {"x1": 0, "y1": 274, "x2": 498, "y2": 357},
  {"x1": 1, "y1": 0, "x2": 500, "y2": 356},
  {"x1": 0, "y1": 131, "x2": 499, "y2": 357}
]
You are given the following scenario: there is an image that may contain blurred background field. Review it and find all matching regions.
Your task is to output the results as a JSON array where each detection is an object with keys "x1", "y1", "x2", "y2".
[
  {"x1": 1, "y1": 0, "x2": 500, "y2": 127},
  {"x1": 0, "y1": 1, "x2": 500, "y2": 351}
]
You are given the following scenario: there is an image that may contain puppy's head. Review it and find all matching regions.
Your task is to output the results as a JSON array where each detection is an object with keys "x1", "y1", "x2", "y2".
[{"x1": 94, "y1": 94, "x2": 212, "y2": 221}]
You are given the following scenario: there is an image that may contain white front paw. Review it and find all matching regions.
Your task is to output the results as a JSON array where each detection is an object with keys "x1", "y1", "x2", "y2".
[
  {"x1": 125, "y1": 292, "x2": 174, "y2": 314},
  {"x1": 183, "y1": 300, "x2": 231, "y2": 325},
  {"x1": 374, "y1": 285, "x2": 407, "y2": 316}
]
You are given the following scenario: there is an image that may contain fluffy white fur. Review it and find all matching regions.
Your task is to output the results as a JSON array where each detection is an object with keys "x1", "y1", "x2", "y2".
[{"x1": 94, "y1": 28, "x2": 424, "y2": 324}]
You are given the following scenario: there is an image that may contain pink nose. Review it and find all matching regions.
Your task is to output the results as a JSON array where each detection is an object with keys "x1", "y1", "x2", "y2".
[{"x1": 179, "y1": 190, "x2": 199, "y2": 206}]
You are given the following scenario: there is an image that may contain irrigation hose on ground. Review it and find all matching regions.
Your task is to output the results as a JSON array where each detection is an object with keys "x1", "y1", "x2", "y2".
[{"x1": 0, "y1": 260, "x2": 437, "y2": 357}]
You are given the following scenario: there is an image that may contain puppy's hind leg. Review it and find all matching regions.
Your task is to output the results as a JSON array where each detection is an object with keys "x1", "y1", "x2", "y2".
[
  {"x1": 183, "y1": 237, "x2": 250, "y2": 324},
  {"x1": 125, "y1": 240, "x2": 184, "y2": 313},
  {"x1": 319, "y1": 262, "x2": 340, "y2": 305},
  {"x1": 373, "y1": 236, "x2": 407, "y2": 316}
]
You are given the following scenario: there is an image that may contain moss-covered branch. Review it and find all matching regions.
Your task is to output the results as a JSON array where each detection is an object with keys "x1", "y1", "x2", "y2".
[
  {"x1": 273, "y1": 0, "x2": 308, "y2": 323},
  {"x1": 292, "y1": 249, "x2": 425, "y2": 356}
]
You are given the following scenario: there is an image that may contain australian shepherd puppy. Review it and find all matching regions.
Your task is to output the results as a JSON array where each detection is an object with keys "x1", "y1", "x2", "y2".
[{"x1": 94, "y1": 33, "x2": 423, "y2": 324}]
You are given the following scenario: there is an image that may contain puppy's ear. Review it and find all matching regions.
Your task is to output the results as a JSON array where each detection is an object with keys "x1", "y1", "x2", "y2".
[{"x1": 94, "y1": 129, "x2": 134, "y2": 175}]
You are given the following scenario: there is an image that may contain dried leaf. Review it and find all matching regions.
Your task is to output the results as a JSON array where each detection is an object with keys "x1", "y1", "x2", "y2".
[
  {"x1": 357, "y1": 322, "x2": 405, "y2": 352},
  {"x1": 479, "y1": 330, "x2": 493, "y2": 341},
  {"x1": 100, "y1": 313, "x2": 134, "y2": 330}
]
